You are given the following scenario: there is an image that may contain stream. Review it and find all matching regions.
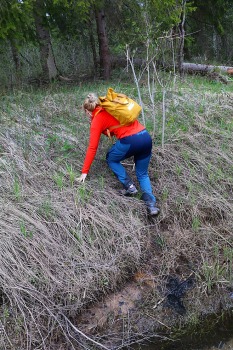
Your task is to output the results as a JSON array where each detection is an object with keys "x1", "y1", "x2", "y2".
[
  {"x1": 133, "y1": 310, "x2": 233, "y2": 350},
  {"x1": 138, "y1": 334, "x2": 233, "y2": 350},
  {"x1": 202, "y1": 338, "x2": 233, "y2": 350}
]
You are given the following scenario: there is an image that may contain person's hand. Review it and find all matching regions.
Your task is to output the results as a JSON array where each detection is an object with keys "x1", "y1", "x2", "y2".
[{"x1": 76, "y1": 173, "x2": 87, "y2": 183}]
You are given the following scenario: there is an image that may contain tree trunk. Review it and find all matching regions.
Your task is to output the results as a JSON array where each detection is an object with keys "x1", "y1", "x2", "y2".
[
  {"x1": 33, "y1": 0, "x2": 58, "y2": 83},
  {"x1": 9, "y1": 39, "x2": 21, "y2": 85},
  {"x1": 88, "y1": 17, "x2": 98, "y2": 75},
  {"x1": 95, "y1": 9, "x2": 111, "y2": 80},
  {"x1": 10, "y1": 39, "x2": 21, "y2": 73}
]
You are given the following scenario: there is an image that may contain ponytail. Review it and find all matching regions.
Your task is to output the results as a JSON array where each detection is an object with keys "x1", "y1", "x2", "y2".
[{"x1": 83, "y1": 93, "x2": 100, "y2": 112}]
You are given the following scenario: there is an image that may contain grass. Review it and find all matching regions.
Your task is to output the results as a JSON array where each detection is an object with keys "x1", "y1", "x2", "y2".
[{"x1": 0, "y1": 73, "x2": 232, "y2": 349}]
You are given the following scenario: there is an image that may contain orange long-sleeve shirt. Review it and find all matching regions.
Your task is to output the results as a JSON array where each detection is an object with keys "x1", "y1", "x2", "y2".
[{"x1": 81, "y1": 106, "x2": 145, "y2": 174}]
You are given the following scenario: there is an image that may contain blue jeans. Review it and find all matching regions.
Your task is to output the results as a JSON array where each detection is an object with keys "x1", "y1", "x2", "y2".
[{"x1": 106, "y1": 130, "x2": 156, "y2": 204}]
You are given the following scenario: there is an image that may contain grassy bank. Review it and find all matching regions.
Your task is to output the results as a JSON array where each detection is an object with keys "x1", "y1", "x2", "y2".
[{"x1": 0, "y1": 75, "x2": 232, "y2": 349}]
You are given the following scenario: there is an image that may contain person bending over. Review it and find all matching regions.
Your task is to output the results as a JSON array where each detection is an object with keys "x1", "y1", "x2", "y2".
[{"x1": 77, "y1": 93, "x2": 160, "y2": 216}]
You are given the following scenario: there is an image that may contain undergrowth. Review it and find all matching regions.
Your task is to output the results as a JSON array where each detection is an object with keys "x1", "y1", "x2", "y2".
[{"x1": 0, "y1": 75, "x2": 232, "y2": 349}]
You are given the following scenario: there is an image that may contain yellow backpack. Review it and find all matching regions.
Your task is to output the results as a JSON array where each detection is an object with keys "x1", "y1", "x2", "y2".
[{"x1": 99, "y1": 87, "x2": 142, "y2": 126}]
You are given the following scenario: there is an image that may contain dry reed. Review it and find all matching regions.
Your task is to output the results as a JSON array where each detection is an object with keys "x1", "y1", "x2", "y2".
[{"x1": 0, "y1": 84, "x2": 232, "y2": 349}]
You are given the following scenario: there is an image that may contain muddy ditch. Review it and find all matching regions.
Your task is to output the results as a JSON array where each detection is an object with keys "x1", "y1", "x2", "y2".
[{"x1": 75, "y1": 255, "x2": 233, "y2": 350}]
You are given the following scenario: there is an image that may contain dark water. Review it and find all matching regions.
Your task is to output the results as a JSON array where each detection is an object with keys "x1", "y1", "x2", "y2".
[
  {"x1": 202, "y1": 338, "x2": 233, "y2": 350},
  {"x1": 145, "y1": 337, "x2": 233, "y2": 350},
  {"x1": 134, "y1": 310, "x2": 233, "y2": 350},
  {"x1": 136, "y1": 333, "x2": 233, "y2": 350},
  {"x1": 172, "y1": 318, "x2": 233, "y2": 350}
]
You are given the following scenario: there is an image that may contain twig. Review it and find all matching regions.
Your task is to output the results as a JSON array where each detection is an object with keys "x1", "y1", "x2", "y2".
[
  {"x1": 13, "y1": 286, "x2": 110, "y2": 350},
  {"x1": 209, "y1": 226, "x2": 233, "y2": 247},
  {"x1": 63, "y1": 315, "x2": 110, "y2": 350},
  {"x1": 144, "y1": 313, "x2": 171, "y2": 330}
]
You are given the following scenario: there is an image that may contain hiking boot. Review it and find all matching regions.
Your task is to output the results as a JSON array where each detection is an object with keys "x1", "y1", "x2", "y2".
[
  {"x1": 120, "y1": 184, "x2": 138, "y2": 196},
  {"x1": 146, "y1": 203, "x2": 160, "y2": 217}
]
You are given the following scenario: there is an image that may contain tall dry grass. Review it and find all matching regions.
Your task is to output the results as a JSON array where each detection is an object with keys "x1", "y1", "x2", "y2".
[{"x1": 0, "y1": 80, "x2": 232, "y2": 349}]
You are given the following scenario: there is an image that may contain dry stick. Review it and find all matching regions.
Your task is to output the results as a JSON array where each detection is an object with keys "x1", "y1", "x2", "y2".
[
  {"x1": 115, "y1": 331, "x2": 170, "y2": 350},
  {"x1": 169, "y1": 29, "x2": 177, "y2": 89},
  {"x1": 209, "y1": 226, "x2": 233, "y2": 248},
  {"x1": 13, "y1": 286, "x2": 110, "y2": 350},
  {"x1": 178, "y1": 0, "x2": 187, "y2": 78},
  {"x1": 127, "y1": 34, "x2": 176, "y2": 143},
  {"x1": 0, "y1": 319, "x2": 12, "y2": 347},
  {"x1": 12, "y1": 294, "x2": 32, "y2": 350},
  {"x1": 161, "y1": 89, "x2": 166, "y2": 149},
  {"x1": 144, "y1": 313, "x2": 171, "y2": 330},
  {"x1": 145, "y1": 44, "x2": 157, "y2": 139},
  {"x1": 152, "y1": 295, "x2": 167, "y2": 310},
  {"x1": 126, "y1": 48, "x2": 146, "y2": 126},
  {"x1": 151, "y1": 61, "x2": 167, "y2": 148},
  {"x1": 150, "y1": 33, "x2": 178, "y2": 144},
  {"x1": 63, "y1": 315, "x2": 110, "y2": 350}
]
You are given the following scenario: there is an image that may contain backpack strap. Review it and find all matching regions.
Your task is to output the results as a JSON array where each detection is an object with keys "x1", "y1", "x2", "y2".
[
  {"x1": 94, "y1": 106, "x2": 123, "y2": 142},
  {"x1": 92, "y1": 106, "x2": 103, "y2": 118},
  {"x1": 93, "y1": 106, "x2": 127, "y2": 143},
  {"x1": 106, "y1": 124, "x2": 123, "y2": 143}
]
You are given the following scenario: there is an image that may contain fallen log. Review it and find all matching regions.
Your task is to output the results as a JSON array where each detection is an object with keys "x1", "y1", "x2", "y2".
[
  {"x1": 110, "y1": 56, "x2": 233, "y2": 76},
  {"x1": 182, "y1": 63, "x2": 233, "y2": 75}
]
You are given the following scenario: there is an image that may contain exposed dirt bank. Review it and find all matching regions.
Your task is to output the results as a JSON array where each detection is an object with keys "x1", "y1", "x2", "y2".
[{"x1": 76, "y1": 254, "x2": 233, "y2": 349}]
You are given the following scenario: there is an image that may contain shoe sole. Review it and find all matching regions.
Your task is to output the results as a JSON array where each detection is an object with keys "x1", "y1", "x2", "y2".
[
  {"x1": 148, "y1": 209, "x2": 160, "y2": 217},
  {"x1": 119, "y1": 189, "x2": 138, "y2": 196}
]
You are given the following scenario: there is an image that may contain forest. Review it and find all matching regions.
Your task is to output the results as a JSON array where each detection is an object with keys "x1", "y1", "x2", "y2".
[{"x1": 0, "y1": 0, "x2": 233, "y2": 86}]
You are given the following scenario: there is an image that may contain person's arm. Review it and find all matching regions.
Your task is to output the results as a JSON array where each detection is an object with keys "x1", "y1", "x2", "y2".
[{"x1": 76, "y1": 118, "x2": 102, "y2": 182}]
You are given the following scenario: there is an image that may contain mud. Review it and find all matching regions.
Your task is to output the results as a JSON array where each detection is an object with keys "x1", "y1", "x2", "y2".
[
  {"x1": 76, "y1": 266, "x2": 233, "y2": 349},
  {"x1": 163, "y1": 275, "x2": 195, "y2": 315}
]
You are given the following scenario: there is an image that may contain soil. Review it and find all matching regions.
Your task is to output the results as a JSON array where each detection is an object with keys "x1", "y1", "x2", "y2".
[{"x1": 76, "y1": 260, "x2": 233, "y2": 349}]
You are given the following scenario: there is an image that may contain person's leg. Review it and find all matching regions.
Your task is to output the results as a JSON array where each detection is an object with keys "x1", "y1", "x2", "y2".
[
  {"x1": 134, "y1": 153, "x2": 156, "y2": 203},
  {"x1": 107, "y1": 131, "x2": 160, "y2": 214},
  {"x1": 106, "y1": 140, "x2": 137, "y2": 191},
  {"x1": 135, "y1": 155, "x2": 159, "y2": 216},
  {"x1": 132, "y1": 131, "x2": 160, "y2": 216}
]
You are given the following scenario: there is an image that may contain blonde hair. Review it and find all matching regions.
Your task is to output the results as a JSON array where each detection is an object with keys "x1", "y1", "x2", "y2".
[{"x1": 83, "y1": 93, "x2": 100, "y2": 112}]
